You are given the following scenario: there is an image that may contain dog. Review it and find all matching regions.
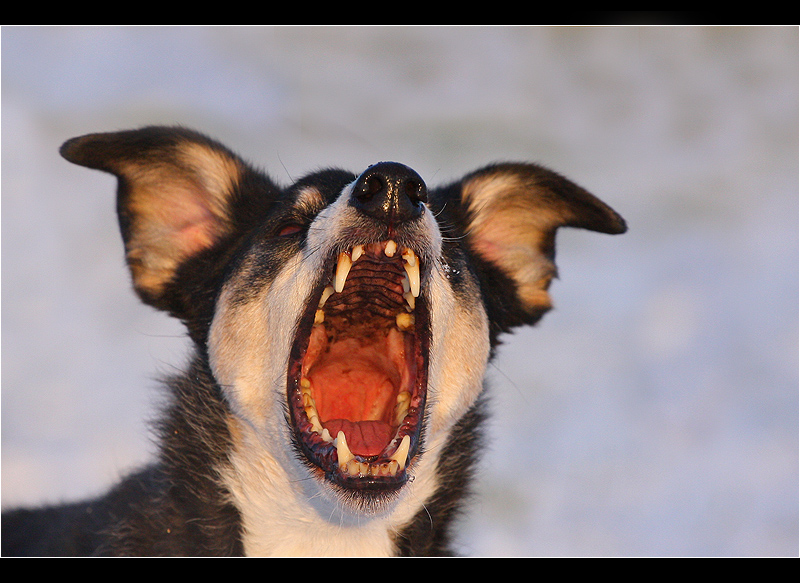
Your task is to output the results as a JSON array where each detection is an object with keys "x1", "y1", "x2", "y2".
[{"x1": 2, "y1": 126, "x2": 626, "y2": 556}]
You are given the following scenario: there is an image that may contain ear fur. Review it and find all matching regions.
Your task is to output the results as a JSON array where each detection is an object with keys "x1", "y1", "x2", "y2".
[
  {"x1": 435, "y1": 162, "x2": 626, "y2": 334},
  {"x1": 60, "y1": 126, "x2": 275, "y2": 316}
]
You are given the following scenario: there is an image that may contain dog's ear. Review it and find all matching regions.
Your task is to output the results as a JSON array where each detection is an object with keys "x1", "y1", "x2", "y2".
[
  {"x1": 436, "y1": 163, "x2": 626, "y2": 335},
  {"x1": 60, "y1": 126, "x2": 277, "y2": 315}
]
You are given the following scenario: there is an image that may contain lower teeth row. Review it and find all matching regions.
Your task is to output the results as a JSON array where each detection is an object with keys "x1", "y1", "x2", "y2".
[
  {"x1": 337, "y1": 432, "x2": 410, "y2": 477},
  {"x1": 300, "y1": 377, "x2": 411, "y2": 475}
]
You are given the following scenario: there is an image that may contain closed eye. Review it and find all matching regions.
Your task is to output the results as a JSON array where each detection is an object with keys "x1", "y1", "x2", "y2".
[{"x1": 277, "y1": 223, "x2": 304, "y2": 237}]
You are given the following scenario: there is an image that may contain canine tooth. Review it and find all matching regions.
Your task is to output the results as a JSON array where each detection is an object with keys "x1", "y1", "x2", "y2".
[
  {"x1": 318, "y1": 285, "x2": 335, "y2": 307},
  {"x1": 403, "y1": 259, "x2": 420, "y2": 298},
  {"x1": 391, "y1": 435, "x2": 411, "y2": 471},
  {"x1": 314, "y1": 309, "x2": 325, "y2": 324},
  {"x1": 334, "y1": 253, "x2": 352, "y2": 293},
  {"x1": 336, "y1": 431, "x2": 354, "y2": 468},
  {"x1": 385, "y1": 240, "x2": 397, "y2": 257},
  {"x1": 351, "y1": 245, "x2": 364, "y2": 262},
  {"x1": 396, "y1": 312, "x2": 414, "y2": 331}
]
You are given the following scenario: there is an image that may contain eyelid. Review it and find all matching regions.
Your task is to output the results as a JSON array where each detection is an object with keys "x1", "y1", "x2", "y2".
[
  {"x1": 277, "y1": 223, "x2": 303, "y2": 237},
  {"x1": 274, "y1": 193, "x2": 323, "y2": 238}
]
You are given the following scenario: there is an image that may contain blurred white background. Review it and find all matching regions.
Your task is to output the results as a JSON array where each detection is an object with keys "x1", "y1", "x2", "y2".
[{"x1": 2, "y1": 26, "x2": 797, "y2": 556}]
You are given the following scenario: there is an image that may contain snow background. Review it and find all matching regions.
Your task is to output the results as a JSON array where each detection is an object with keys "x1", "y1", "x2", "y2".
[{"x1": 2, "y1": 26, "x2": 797, "y2": 556}]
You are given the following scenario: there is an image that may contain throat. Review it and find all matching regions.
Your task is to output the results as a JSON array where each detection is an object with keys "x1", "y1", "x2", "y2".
[{"x1": 305, "y1": 325, "x2": 414, "y2": 456}]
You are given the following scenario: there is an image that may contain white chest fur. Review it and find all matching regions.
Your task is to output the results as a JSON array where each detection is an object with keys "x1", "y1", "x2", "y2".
[{"x1": 220, "y1": 423, "x2": 448, "y2": 557}]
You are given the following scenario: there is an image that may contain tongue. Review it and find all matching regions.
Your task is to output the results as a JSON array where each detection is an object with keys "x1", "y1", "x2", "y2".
[
  {"x1": 324, "y1": 419, "x2": 394, "y2": 456},
  {"x1": 307, "y1": 335, "x2": 402, "y2": 458}
]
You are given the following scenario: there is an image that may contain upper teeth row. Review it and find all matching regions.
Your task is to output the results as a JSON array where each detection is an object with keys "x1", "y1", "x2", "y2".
[{"x1": 331, "y1": 241, "x2": 420, "y2": 303}]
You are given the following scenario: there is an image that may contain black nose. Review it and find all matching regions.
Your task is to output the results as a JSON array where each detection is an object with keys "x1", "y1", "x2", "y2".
[{"x1": 350, "y1": 162, "x2": 427, "y2": 224}]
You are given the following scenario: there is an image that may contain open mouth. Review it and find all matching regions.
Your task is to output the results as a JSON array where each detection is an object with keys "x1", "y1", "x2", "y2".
[{"x1": 287, "y1": 239, "x2": 429, "y2": 497}]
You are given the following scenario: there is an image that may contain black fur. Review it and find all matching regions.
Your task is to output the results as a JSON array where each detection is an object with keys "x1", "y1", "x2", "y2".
[
  {"x1": 3, "y1": 358, "x2": 243, "y2": 556},
  {"x1": 392, "y1": 395, "x2": 488, "y2": 556}
]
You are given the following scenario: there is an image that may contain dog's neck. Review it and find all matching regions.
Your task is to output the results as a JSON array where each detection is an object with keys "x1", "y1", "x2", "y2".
[{"x1": 220, "y1": 416, "x2": 447, "y2": 557}]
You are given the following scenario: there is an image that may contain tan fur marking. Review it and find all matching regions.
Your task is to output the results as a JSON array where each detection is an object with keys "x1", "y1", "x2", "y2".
[
  {"x1": 462, "y1": 173, "x2": 561, "y2": 314},
  {"x1": 294, "y1": 185, "x2": 325, "y2": 209},
  {"x1": 119, "y1": 144, "x2": 243, "y2": 296}
]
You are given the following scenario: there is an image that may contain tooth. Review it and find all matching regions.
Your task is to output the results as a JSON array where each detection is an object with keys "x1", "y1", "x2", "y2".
[
  {"x1": 403, "y1": 291, "x2": 415, "y2": 311},
  {"x1": 385, "y1": 240, "x2": 397, "y2": 257},
  {"x1": 318, "y1": 285, "x2": 335, "y2": 307},
  {"x1": 314, "y1": 309, "x2": 325, "y2": 324},
  {"x1": 334, "y1": 253, "x2": 352, "y2": 293},
  {"x1": 307, "y1": 411, "x2": 323, "y2": 434},
  {"x1": 401, "y1": 247, "x2": 417, "y2": 267},
  {"x1": 390, "y1": 435, "x2": 411, "y2": 471},
  {"x1": 386, "y1": 459, "x2": 399, "y2": 476},
  {"x1": 336, "y1": 431, "x2": 354, "y2": 468},
  {"x1": 401, "y1": 274, "x2": 416, "y2": 310},
  {"x1": 396, "y1": 312, "x2": 414, "y2": 331},
  {"x1": 351, "y1": 245, "x2": 364, "y2": 262},
  {"x1": 321, "y1": 428, "x2": 334, "y2": 443},
  {"x1": 395, "y1": 391, "x2": 411, "y2": 425},
  {"x1": 403, "y1": 256, "x2": 420, "y2": 298},
  {"x1": 300, "y1": 378, "x2": 323, "y2": 433}
]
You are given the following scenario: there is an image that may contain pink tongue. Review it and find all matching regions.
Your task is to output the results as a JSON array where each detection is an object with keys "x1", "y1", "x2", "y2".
[{"x1": 324, "y1": 419, "x2": 393, "y2": 456}]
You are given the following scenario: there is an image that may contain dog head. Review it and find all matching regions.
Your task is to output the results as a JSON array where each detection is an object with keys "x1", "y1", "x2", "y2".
[{"x1": 61, "y1": 126, "x2": 626, "y2": 516}]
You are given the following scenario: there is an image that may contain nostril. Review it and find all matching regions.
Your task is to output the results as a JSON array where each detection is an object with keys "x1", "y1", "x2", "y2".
[
  {"x1": 404, "y1": 179, "x2": 427, "y2": 204},
  {"x1": 363, "y1": 175, "x2": 385, "y2": 199}
]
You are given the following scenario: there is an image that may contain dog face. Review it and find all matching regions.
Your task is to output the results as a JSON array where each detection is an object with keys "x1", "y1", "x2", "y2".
[
  {"x1": 208, "y1": 161, "x2": 494, "y2": 516},
  {"x1": 60, "y1": 127, "x2": 626, "y2": 521}
]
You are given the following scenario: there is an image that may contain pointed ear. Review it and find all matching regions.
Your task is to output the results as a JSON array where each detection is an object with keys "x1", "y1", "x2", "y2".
[
  {"x1": 60, "y1": 126, "x2": 273, "y2": 312},
  {"x1": 447, "y1": 162, "x2": 626, "y2": 330}
]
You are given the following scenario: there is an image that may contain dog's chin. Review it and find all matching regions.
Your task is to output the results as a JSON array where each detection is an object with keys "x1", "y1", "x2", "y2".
[{"x1": 287, "y1": 240, "x2": 429, "y2": 508}]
